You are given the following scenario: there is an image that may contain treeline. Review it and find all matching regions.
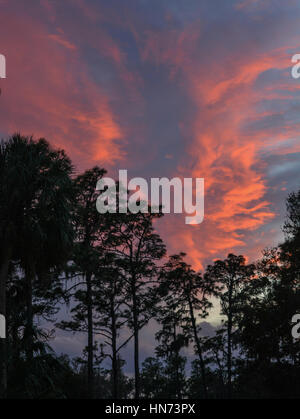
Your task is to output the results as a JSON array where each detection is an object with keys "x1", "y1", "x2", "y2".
[{"x1": 0, "y1": 134, "x2": 299, "y2": 399}]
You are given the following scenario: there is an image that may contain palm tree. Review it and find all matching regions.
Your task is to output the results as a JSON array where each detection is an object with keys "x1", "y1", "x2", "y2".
[{"x1": 0, "y1": 134, "x2": 74, "y2": 396}]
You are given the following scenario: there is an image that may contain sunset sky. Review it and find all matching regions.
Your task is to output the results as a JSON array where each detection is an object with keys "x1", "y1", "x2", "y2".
[{"x1": 1, "y1": 0, "x2": 300, "y2": 368}]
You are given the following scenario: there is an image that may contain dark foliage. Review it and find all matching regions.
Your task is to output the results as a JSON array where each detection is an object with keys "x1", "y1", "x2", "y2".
[{"x1": 0, "y1": 134, "x2": 299, "y2": 399}]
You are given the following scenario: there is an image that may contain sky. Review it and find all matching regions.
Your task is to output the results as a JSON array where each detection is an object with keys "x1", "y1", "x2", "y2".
[{"x1": 1, "y1": 0, "x2": 300, "y2": 369}]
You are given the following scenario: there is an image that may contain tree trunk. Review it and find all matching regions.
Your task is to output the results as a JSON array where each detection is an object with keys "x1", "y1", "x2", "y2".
[
  {"x1": 110, "y1": 294, "x2": 118, "y2": 398},
  {"x1": 24, "y1": 263, "x2": 35, "y2": 362},
  {"x1": 188, "y1": 297, "x2": 208, "y2": 398},
  {"x1": 86, "y1": 272, "x2": 94, "y2": 398},
  {"x1": 132, "y1": 287, "x2": 140, "y2": 399},
  {"x1": 0, "y1": 246, "x2": 12, "y2": 398},
  {"x1": 227, "y1": 316, "x2": 232, "y2": 398},
  {"x1": 227, "y1": 283, "x2": 233, "y2": 399},
  {"x1": 215, "y1": 351, "x2": 226, "y2": 398},
  {"x1": 173, "y1": 323, "x2": 182, "y2": 399}
]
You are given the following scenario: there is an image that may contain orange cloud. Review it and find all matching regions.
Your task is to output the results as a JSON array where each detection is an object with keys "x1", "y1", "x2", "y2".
[
  {"x1": 1, "y1": 1, "x2": 299, "y2": 272},
  {"x1": 137, "y1": 22, "x2": 300, "y2": 268},
  {"x1": 0, "y1": 9, "x2": 125, "y2": 169}
]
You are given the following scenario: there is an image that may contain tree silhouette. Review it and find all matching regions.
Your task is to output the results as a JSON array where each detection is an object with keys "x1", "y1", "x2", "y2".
[
  {"x1": 205, "y1": 254, "x2": 255, "y2": 398},
  {"x1": 0, "y1": 134, "x2": 74, "y2": 397},
  {"x1": 159, "y1": 253, "x2": 217, "y2": 398},
  {"x1": 104, "y1": 210, "x2": 166, "y2": 398},
  {"x1": 93, "y1": 254, "x2": 133, "y2": 398},
  {"x1": 58, "y1": 167, "x2": 106, "y2": 398},
  {"x1": 1, "y1": 133, "x2": 299, "y2": 399}
]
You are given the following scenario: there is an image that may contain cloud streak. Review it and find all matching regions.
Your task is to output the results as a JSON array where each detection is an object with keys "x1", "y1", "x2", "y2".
[{"x1": 1, "y1": 0, "x2": 299, "y2": 270}]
